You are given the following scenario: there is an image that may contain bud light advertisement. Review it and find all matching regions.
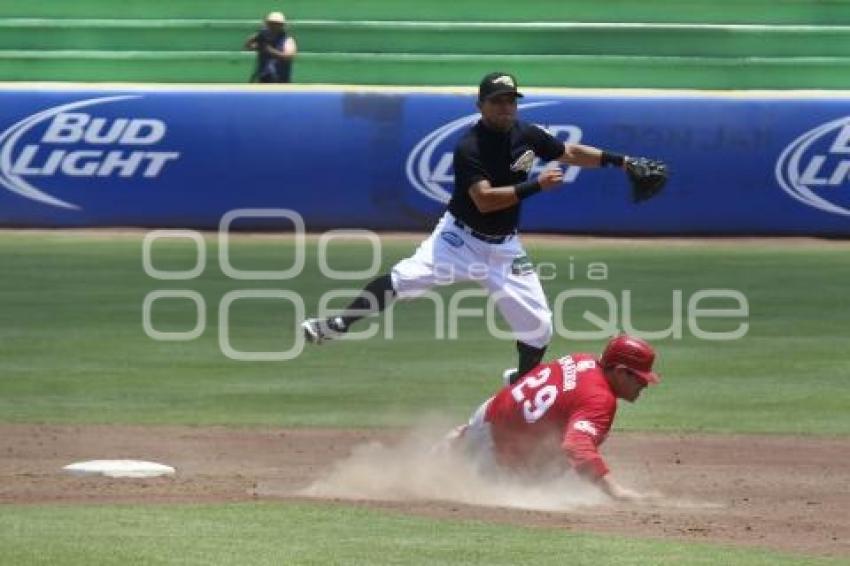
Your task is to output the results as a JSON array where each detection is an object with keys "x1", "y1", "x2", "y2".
[{"x1": 0, "y1": 86, "x2": 849, "y2": 235}]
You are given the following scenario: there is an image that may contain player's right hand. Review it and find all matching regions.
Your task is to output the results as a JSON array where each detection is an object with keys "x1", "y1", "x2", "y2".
[
  {"x1": 611, "y1": 486, "x2": 649, "y2": 503},
  {"x1": 537, "y1": 167, "x2": 565, "y2": 191},
  {"x1": 596, "y1": 475, "x2": 655, "y2": 504}
]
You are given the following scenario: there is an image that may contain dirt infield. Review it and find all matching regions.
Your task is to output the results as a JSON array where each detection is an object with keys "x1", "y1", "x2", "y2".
[{"x1": 1, "y1": 424, "x2": 847, "y2": 559}]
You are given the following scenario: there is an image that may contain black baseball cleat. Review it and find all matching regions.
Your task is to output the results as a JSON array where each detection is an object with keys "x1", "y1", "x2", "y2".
[{"x1": 301, "y1": 317, "x2": 346, "y2": 345}]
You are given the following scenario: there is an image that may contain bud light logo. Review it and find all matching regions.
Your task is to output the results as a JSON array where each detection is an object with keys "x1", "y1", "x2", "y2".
[
  {"x1": 776, "y1": 116, "x2": 850, "y2": 217},
  {"x1": 405, "y1": 101, "x2": 583, "y2": 204},
  {"x1": 0, "y1": 96, "x2": 180, "y2": 210}
]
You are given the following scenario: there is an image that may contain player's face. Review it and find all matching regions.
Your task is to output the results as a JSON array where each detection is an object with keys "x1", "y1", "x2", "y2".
[
  {"x1": 615, "y1": 368, "x2": 647, "y2": 403},
  {"x1": 479, "y1": 94, "x2": 518, "y2": 131}
]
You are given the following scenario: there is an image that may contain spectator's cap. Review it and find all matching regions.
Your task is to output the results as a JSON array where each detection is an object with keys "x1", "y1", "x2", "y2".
[
  {"x1": 478, "y1": 72, "x2": 524, "y2": 102},
  {"x1": 265, "y1": 11, "x2": 286, "y2": 24},
  {"x1": 600, "y1": 334, "x2": 660, "y2": 385}
]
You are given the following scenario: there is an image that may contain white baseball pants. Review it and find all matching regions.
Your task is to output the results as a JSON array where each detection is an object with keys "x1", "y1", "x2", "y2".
[{"x1": 390, "y1": 211, "x2": 553, "y2": 348}]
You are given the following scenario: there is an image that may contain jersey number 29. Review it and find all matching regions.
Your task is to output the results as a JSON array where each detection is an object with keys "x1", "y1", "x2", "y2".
[{"x1": 511, "y1": 367, "x2": 557, "y2": 423}]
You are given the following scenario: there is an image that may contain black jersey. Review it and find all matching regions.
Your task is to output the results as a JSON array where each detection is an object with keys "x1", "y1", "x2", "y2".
[{"x1": 448, "y1": 120, "x2": 564, "y2": 235}]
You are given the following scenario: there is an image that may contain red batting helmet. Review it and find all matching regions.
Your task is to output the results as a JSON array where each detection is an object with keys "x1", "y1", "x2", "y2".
[{"x1": 600, "y1": 334, "x2": 660, "y2": 385}]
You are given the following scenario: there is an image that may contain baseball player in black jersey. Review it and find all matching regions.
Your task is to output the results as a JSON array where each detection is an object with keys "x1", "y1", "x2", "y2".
[{"x1": 303, "y1": 72, "x2": 664, "y2": 384}]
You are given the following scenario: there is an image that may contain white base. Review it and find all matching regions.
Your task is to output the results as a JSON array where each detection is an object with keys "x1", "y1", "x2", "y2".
[{"x1": 62, "y1": 459, "x2": 175, "y2": 478}]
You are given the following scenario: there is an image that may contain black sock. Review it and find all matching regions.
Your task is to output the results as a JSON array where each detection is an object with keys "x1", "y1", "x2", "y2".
[
  {"x1": 516, "y1": 341, "x2": 547, "y2": 378},
  {"x1": 330, "y1": 274, "x2": 396, "y2": 332}
]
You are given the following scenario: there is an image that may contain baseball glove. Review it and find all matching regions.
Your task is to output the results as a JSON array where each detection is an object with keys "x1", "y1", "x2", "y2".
[{"x1": 625, "y1": 157, "x2": 668, "y2": 203}]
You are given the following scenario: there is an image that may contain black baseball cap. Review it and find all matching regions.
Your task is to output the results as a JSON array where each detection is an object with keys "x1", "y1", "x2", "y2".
[{"x1": 478, "y1": 72, "x2": 524, "y2": 102}]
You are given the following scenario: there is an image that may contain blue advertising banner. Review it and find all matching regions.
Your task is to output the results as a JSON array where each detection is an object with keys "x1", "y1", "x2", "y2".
[{"x1": 0, "y1": 85, "x2": 849, "y2": 235}]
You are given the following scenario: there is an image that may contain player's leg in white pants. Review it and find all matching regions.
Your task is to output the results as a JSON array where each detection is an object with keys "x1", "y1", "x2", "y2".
[
  {"x1": 312, "y1": 212, "x2": 480, "y2": 340},
  {"x1": 391, "y1": 211, "x2": 491, "y2": 299},
  {"x1": 486, "y1": 237, "x2": 553, "y2": 377}
]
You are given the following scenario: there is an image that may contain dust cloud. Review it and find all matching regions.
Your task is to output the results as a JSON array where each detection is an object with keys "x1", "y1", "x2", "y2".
[{"x1": 300, "y1": 419, "x2": 608, "y2": 512}]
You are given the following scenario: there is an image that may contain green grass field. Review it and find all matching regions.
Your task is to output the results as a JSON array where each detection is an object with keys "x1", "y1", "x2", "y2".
[
  {"x1": 1, "y1": 232, "x2": 847, "y2": 433},
  {"x1": 1, "y1": 503, "x2": 842, "y2": 566},
  {"x1": 1, "y1": 231, "x2": 847, "y2": 565}
]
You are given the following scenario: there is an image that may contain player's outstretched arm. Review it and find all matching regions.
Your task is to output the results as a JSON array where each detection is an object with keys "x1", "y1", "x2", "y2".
[{"x1": 559, "y1": 143, "x2": 628, "y2": 169}]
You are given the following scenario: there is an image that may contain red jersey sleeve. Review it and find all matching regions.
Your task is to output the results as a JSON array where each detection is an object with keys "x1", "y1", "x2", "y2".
[{"x1": 561, "y1": 393, "x2": 616, "y2": 480}]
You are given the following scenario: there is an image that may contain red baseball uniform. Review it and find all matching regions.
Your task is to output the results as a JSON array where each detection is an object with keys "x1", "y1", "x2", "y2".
[{"x1": 483, "y1": 353, "x2": 617, "y2": 479}]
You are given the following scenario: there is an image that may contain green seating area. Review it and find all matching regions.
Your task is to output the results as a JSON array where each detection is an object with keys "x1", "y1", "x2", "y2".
[{"x1": 1, "y1": 0, "x2": 849, "y2": 88}]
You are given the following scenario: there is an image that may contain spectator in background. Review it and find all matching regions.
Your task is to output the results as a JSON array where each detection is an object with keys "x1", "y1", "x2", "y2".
[{"x1": 245, "y1": 11, "x2": 297, "y2": 83}]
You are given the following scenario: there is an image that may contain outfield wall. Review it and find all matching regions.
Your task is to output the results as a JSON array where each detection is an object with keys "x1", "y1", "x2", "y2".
[{"x1": 1, "y1": 84, "x2": 849, "y2": 235}]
